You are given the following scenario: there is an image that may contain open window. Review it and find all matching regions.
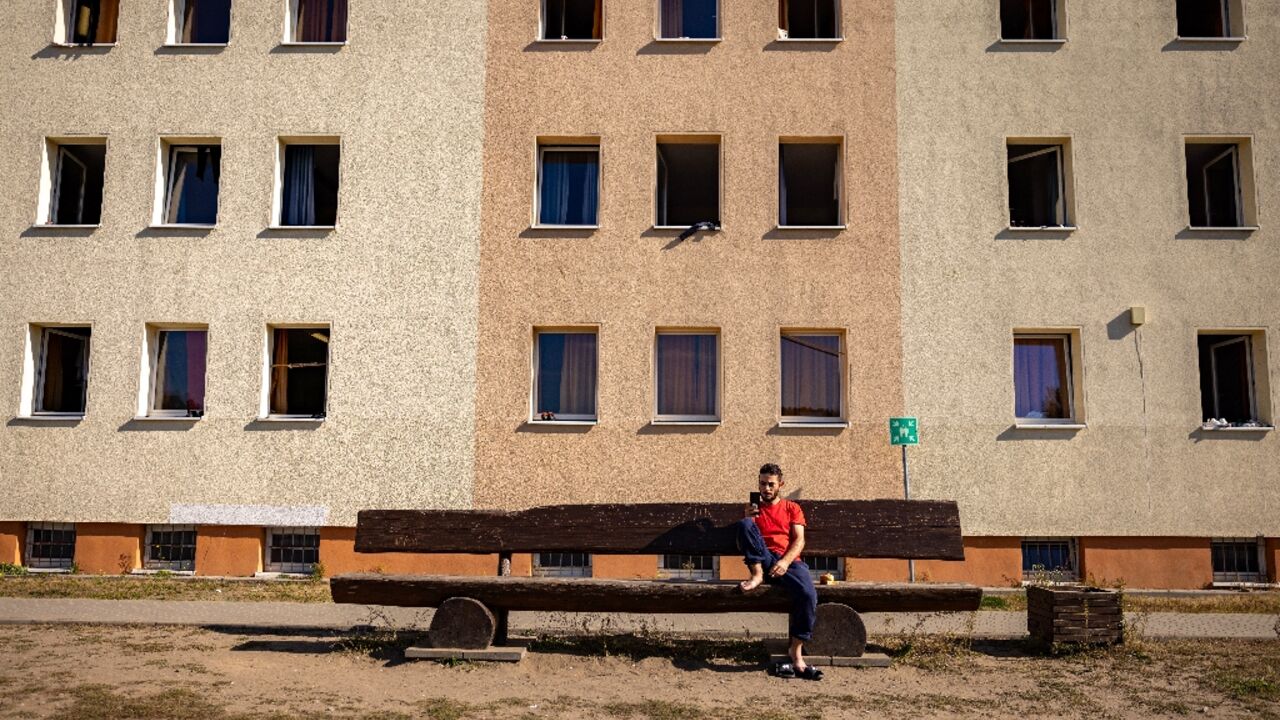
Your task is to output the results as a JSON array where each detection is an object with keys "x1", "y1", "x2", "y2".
[
  {"x1": 658, "y1": 554, "x2": 718, "y2": 581},
  {"x1": 1177, "y1": 0, "x2": 1244, "y2": 39},
  {"x1": 145, "y1": 525, "x2": 197, "y2": 572},
  {"x1": 542, "y1": 0, "x2": 602, "y2": 40},
  {"x1": 658, "y1": 0, "x2": 719, "y2": 40},
  {"x1": 779, "y1": 140, "x2": 842, "y2": 228},
  {"x1": 24, "y1": 325, "x2": 92, "y2": 418},
  {"x1": 168, "y1": 0, "x2": 232, "y2": 44},
  {"x1": 39, "y1": 140, "x2": 106, "y2": 227},
  {"x1": 1198, "y1": 332, "x2": 1271, "y2": 428},
  {"x1": 156, "y1": 141, "x2": 221, "y2": 226},
  {"x1": 1185, "y1": 139, "x2": 1255, "y2": 228},
  {"x1": 140, "y1": 325, "x2": 208, "y2": 418},
  {"x1": 265, "y1": 326, "x2": 330, "y2": 419},
  {"x1": 533, "y1": 553, "x2": 591, "y2": 578},
  {"x1": 1021, "y1": 538, "x2": 1078, "y2": 582},
  {"x1": 275, "y1": 138, "x2": 340, "y2": 227},
  {"x1": 779, "y1": 0, "x2": 840, "y2": 40},
  {"x1": 1211, "y1": 538, "x2": 1266, "y2": 584},
  {"x1": 533, "y1": 329, "x2": 598, "y2": 422},
  {"x1": 536, "y1": 141, "x2": 600, "y2": 227},
  {"x1": 780, "y1": 331, "x2": 845, "y2": 424},
  {"x1": 1007, "y1": 141, "x2": 1072, "y2": 228},
  {"x1": 1013, "y1": 332, "x2": 1081, "y2": 425},
  {"x1": 654, "y1": 331, "x2": 719, "y2": 423},
  {"x1": 265, "y1": 527, "x2": 320, "y2": 574},
  {"x1": 58, "y1": 0, "x2": 120, "y2": 45},
  {"x1": 1000, "y1": 0, "x2": 1063, "y2": 40},
  {"x1": 26, "y1": 523, "x2": 76, "y2": 571},
  {"x1": 286, "y1": 0, "x2": 347, "y2": 43},
  {"x1": 656, "y1": 137, "x2": 720, "y2": 229}
]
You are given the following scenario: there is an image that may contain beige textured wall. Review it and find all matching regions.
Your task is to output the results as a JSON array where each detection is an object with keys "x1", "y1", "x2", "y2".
[
  {"x1": 474, "y1": 0, "x2": 902, "y2": 507},
  {"x1": 897, "y1": 1, "x2": 1279, "y2": 536},
  {"x1": 0, "y1": 0, "x2": 486, "y2": 525}
]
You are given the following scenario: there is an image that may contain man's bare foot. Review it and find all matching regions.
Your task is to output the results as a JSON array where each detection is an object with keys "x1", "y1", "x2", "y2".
[{"x1": 739, "y1": 574, "x2": 765, "y2": 592}]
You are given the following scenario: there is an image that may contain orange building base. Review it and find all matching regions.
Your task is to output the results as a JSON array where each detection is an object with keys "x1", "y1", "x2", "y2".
[
  {"x1": 74, "y1": 523, "x2": 144, "y2": 574},
  {"x1": 1079, "y1": 537, "x2": 1214, "y2": 590},
  {"x1": 0, "y1": 522, "x2": 24, "y2": 566}
]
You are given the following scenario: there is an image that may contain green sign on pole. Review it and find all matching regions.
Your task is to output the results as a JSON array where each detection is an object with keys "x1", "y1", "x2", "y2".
[{"x1": 889, "y1": 417, "x2": 919, "y2": 445}]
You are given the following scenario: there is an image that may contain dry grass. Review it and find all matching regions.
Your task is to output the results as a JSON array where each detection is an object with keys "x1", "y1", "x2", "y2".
[
  {"x1": 981, "y1": 589, "x2": 1280, "y2": 614},
  {"x1": 0, "y1": 574, "x2": 330, "y2": 603}
]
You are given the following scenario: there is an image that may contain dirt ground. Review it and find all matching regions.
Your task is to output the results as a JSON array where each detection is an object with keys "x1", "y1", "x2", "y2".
[{"x1": 0, "y1": 624, "x2": 1277, "y2": 720}]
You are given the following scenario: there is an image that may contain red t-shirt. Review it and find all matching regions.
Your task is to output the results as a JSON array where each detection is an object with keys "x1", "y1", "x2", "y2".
[{"x1": 752, "y1": 499, "x2": 806, "y2": 556}]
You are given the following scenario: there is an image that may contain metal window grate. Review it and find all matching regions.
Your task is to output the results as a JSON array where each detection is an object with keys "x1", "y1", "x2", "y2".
[
  {"x1": 802, "y1": 555, "x2": 844, "y2": 580},
  {"x1": 659, "y1": 554, "x2": 717, "y2": 580},
  {"x1": 26, "y1": 522, "x2": 76, "y2": 570},
  {"x1": 534, "y1": 552, "x2": 591, "y2": 577},
  {"x1": 266, "y1": 527, "x2": 320, "y2": 574},
  {"x1": 1021, "y1": 538, "x2": 1078, "y2": 582},
  {"x1": 146, "y1": 524, "x2": 197, "y2": 572},
  {"x1": 1212, "y1": 538, "x2": 1265, "y2": 583}
]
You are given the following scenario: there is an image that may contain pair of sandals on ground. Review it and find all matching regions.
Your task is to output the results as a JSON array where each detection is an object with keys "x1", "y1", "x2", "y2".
[{"x1": 769, "y1": 662, "x2": 824, "y2": 680}]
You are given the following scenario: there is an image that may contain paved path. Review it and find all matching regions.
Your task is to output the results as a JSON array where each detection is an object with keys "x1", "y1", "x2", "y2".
[{"x1": 0, "y1": 598, "x2": 1275, "y2": 640}]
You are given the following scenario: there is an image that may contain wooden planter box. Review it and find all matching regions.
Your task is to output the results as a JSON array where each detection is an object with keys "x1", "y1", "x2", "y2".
[{"x1": 1027, "y1": 585, "x2": 1123, "y2": 646}]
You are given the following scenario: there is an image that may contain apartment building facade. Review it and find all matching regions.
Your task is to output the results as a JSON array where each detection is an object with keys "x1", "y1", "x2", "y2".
[{"x1": 1, "y1": 0, "x2": 1275, "y2": 589}]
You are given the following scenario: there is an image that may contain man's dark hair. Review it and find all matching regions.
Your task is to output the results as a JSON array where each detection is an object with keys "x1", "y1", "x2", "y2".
[{"x1": 759, "y1": 463, "x2": 783, "y2": 479}]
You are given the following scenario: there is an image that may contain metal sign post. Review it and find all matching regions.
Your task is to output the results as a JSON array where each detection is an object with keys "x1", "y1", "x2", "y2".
[{"x1": 889, "y1": 417, "x2": 919, "y2": 582}]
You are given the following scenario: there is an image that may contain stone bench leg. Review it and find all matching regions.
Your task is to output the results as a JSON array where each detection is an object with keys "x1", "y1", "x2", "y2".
[
  {"x1": 428, "y1": 596, "x2": 496, "y2": 650},
  {"x1": 806, "y1": 602, "x2": 867, "y2": 657}
]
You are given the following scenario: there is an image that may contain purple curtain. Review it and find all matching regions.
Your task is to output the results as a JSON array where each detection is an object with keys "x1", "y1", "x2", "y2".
[
  {"x1": 297, "y1": 0, "x2": 347, "y2": 42},
  {"x1": 781, "y1": 335, "x2": 841, "y2": 417},
  {"x1": 657, "y1": 334, "x2": 717, "y2": 417},
  {"x1": 559, "y1": 334, "x2": 597, "y2": 415},
  {"x1": 660, "y1": 0, "x2": 681, "y2": 38},
  {"x1": 1014, "y1": 338, "x2": 1069, "y2": 419}
]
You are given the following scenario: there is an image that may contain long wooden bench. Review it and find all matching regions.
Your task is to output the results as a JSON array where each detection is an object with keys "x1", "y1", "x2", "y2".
[{"x1": 330, "y1": 500, "x2": 982, "y2": 659}]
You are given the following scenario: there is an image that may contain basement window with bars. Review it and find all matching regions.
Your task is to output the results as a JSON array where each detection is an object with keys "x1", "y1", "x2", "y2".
[
  {"x1": 276, "y1": 139, "x2": 340, "y2": 227},
  {"x1": 1021, "y1": 538, "x2": 1078, "y2": 582},
  {"x1": 999, "y1": 0, "x2": 1062, "y2": 41},
  {"x1": 1197, "y1": 333, "x2": 1267, "y2": 428},
  {"x1": 1185, "y1": 141, "x2": 1250, "y2": 228},
  {"x1": 267, "y1": 327, "x2": 330, "y2": 419},
  {"x1": 42, "y1": 141, "x2": 106, "y2": 226},
  {"x1": 779, "y1": 141, "x2": 842, "y2": 227},
  {"x1": 169, "y1": 0, "x2": 232, "y2": 44},
  {"x1": 286, "y1": 0, "x2": 347, "y2": 43},
  {"x1": 1211, "y1": 538, "x2": 1266, "y2": 584},
  {"x1": 533, "y1": 552, "x2": 592, "y2": 577},
  {"x1": 145, "y1": 525, "x2": 197, "y2": 572},
  {"x1": 656, "y1": 138, "x2": 720, "y2": 229},
  {"x1": 779, "y1": 0, "x2": 840, "y2": 40},
  {"x1": 62, "y1": 0, "x2": 120, "y2": 45},
  {"x1": 658, "y1": 0, "x2": 719, "y2": 40},
  {"x1": 658, "y1": 554, "x2": 718, "y2": 581},
  {"x1": 26, "y1": 523, "x2": 76, "y2": 570},
  {"x1": 802, "y1": 555, "x2": 844, "y2": 580},
  {"x1": 542, "y1": 0, "x2": 602, "y2": 40},
  {"x1": 1177, "y1": 0, "x2": 1243, "y2": 39},
  {"x1": 1007, "y1": 142, "x2": 1070, "y2": 228},
  {"x1": 266, "y1": 528, "x2": 320, "y2": 574}
]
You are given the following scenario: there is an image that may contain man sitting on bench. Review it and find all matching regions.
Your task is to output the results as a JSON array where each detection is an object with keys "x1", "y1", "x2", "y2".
[{"x1": 738, "y1": 463, "x2": 822, "y2": 680}]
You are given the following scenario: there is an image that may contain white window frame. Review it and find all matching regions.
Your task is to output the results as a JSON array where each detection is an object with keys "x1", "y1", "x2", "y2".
[
  {"x1": 777, "y1": 138, "x2": 845, "y2": 229},
  {"x1": 272, "y1": 136, "x2": 342, "y2": 229},
  {"x1": 778, "y1": 330, "x2": 847, "y2": 426},
  {"x1": 652, "y1": 329, "x2": 722, "y2": 424},
  {"x1": 52, "y1": 148, "x2": 88, "y2": 225},
  {"x1": 777, "y1": 0, "x2": 843, "y2": 41},
  {"x1": 533, "y1": 552, "x2": 592, "y2": 578},
  {"x1": 998, "y1": 0, "x2": 1066, "y2": 42},
  {"x1": 531, "y1": 327, "x2": 599, "y2": 423},
  {"x1": 25, "y1": 522, "x2": 76, "y2": 572},
  {"x1": 38, "y1": 137, "x2": 107, "y2": 227},
  {"x1": 1207, "y1": 335, "x2": 1257, "y2": 421},
  {"x1": 1013, "y1": 332, "x2": 1079, "y2": 426},
  {"x1": 540, "y1": 0, "x2": 604, "y2": 42},
  {"x1": 264, "y1": 527, "x2": 321, "y2": 574},
  {"x1": 54, "y1": 0, "x2": 120, "y2": 46},
  {"x1": 1200, "y1": 145, "x2": 1243, "y2": 228},
  {"x1": 1007, "y1": 144, "x2": 1068, "y2": 228},
  {"x1": 136, "y1": 324, "x2": 209, "y2": 420},
  {"x1": 1176, "y1": 0, "x2": 1246, "y2": 40},
  {"x1": 153, "y1": 139, "x2": 222, "y2": 227},
  {"x1": 283, "y1": 0, "x2": 348, "y2": 45},
  {"x1": 166, "y1": 0, "x2": 233, "y2": 46},
  {"x1": 259, "y1": 323, "x2": 331, "y2": 421},
  {"x1": 144, "y1": 524, "x2": 197, "y2": 573},
  {"x1": 26, "y1": 325, "x2": 92, "y2": 418},
  {"x1": 654, "y1": 134, "x2": 722, "y2": 230},
  {"x1": 657, "y1": 554, "x2": 718, "y2": 581},
  {"x1": 655, "y1": 0, "x2": 722, "y2": 41},
  {"x1": 534, "y1": 142, "x2": 602, "y2": 229}
]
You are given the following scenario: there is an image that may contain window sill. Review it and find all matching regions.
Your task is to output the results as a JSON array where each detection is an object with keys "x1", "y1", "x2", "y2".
[
  {"x1": 149, "y1": 223, "x2": 216, "y2": 230},
  {"x1": 162, "y1": 43, "x2": 230, "y2": 48},
  {"x1": 651, "y1": 420, "x2": 721, "y2": 426},
  {"x1": 131, "y1": 415, "x2": 202, "y2": 422},
  {"x1": 1175, "y1": 36, "x2": 1246, "y2": 43},
  {"x1": 15, "y1": 414, "x2": 85, "y2": 422},
  {"x1": 776, "y1": 36, "x2": 844, "y2": 42},
  {"x1": 267, "y1": 225, "x2": 336, "y2": 231},
  {"x1": 1006, "y1": 225, "x2": 1077, "y2": 232},
  {"x1": 531, "y1": 224, "x2": 599, "y2": 230},
  {"x1": 777, "y1": 421, "x2": 849, "y2": 429},
  {"x1": 130, "y1": 569, "x2": 195, "y2": 577},
  {"x1": 534, "y1": 38, "x2": 602, "y2": 44},
  {"x1": 775, "y1": 225, "x2": 846, "y2": 231},
  {"x1": 997, "y1": 38, "x2": 1067, "y2": 44},
  {"x1": 1210, "y1": 581, "x2": 1275, "y2": 588},
  {"x1": 281, "y1": 41, "x2": 348, "y2": 47},
  {"x1": 653, "y1": 225, "x2": 722, "y2": 231},
  {"x1": 1014, "y1": 422, "x2": 1086, "y2": 430},
  {"x1": 1186, "y1": 226, "x2": 1258, "y2": 232},
  {"x1": 527, "y1": 419, "x2": 597, "y2": 426},
  {"x1": 654, "y1": 37, "x2": 723, "y2": 43},
  {"x1": 255, "y1": 416, "x2": 325, "y2": 423},
  {"x1": 52, "y1": 42, "x2": 117, "y2": 48},
  {"x1": 1199, "y1": 425, "x2": 1273, "y2": 433},
  {"x1": 254, "y1": 571, "x2": 313, "y2": 579},
  {"x1": 31, "y1": 224, "x2": 100, "y2": 230}
]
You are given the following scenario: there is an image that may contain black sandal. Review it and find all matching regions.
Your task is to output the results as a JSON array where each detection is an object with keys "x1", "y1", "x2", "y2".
[
  {"x1": 770, "y1": 662, "x2": 797, "y2": 678},
  {"x1": 797, "y1": 666, "x2": 824, "y2": 681}
]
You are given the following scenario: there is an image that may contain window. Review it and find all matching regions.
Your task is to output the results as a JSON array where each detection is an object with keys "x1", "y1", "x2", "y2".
[
  {"x1": 534, "y1": 330, "x2": 598, "y2": 421},
  {"x1": 1013, "y1": 333, "x2": 1076, "y2": 423},
  {"x1": 656, "y1": 137, "x2": 719, "y2": 228},
  {"x1": 779, "y1": 140, "x2": 841, "y2": 227},
  {"x1": 533, "y1": 552, "x2": 591, "y2": 577},
  {"x1": 1211, "y1": 538, "x2": 1265, "y2": 584},
  {"x1": 41, "y1": 140, "x2": 106, "y2": 226},
  {"x1": 542, "y1": 0, "x2": 601, "y2": 40},
  {"x1": 266, "y1": 527, "x2": 320, "y2": 573},
  {"x1": 658, "y1": 554, "x2": 717, "y2": 580},
  {"x1": 999, "y1": 0, "x2": 1062, "y2": 40},
  {"x1": 266, "y1": 326, "x2": 330, "y2": 419},
  {"x1": 654, "y1": 331, "x2": 719, "y2": 422},
  {"x1": 537, "y1": 143, "x2": 600, "y2": 227},
  {"x1": 169, "y1": 0, "x2": 232, "y2": 44},
  {"x1": 286, "y1": 0, "x2": 347, "y2": 43},
  {"x1": 1007, "y1": 142, "x2": 1070, "y2": 228},
  {"x1": 1021, "y1": 538, "x2": 1077, "y2": 582},
  {"x1": 1177, "y1": 0, "x2": 1243, "y2": 38},
  {"x1": 158, "y1": 142, "x2": 221, "y2": 226},
  {"x1": 26, "y1": 523, "x2": 76, "y2": 570},
  {"x1": 801, "y1": 555, "x2": 844, "y2": 580},
  {"x1": 276, "y1": 139, "x2": 340, "y2": 227},
  {"x1": 1198, "y1": 333, "x2": 1267, "y2": 427},
  {"x1": 29, "y1": 326, "x2": 92, "y2": 417},
  {"x1": 658, "y1": 0, "x2": 719, "y2": 39},
  {"x1": 146, "y1": 525, "x2": 197, "y2": 572},
  {"x1": 1185, "y1": 140, "x2": 1254, "y2": 228},
  {"x1": 780, "y1": 331, "x2": 844, "y2": 423},
  {"x1": 60, "y1": 0, "x2": 120, "y2": 45},
  {"x1": 779, "y1": 0, "x2": 839, "y2": 39},
  {"x1": 144, "y1": 326, "x2": 208, "y2": 418}
]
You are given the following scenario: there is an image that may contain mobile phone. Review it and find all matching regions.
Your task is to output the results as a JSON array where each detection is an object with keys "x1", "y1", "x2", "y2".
[{"x1": 749, "y1": 492, "x2": 761, "y2": 511}]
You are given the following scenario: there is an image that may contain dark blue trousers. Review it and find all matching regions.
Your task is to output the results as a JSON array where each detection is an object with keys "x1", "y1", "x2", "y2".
[{"x1": 736, "y1": 517, "x2": 818, "y2": 641}]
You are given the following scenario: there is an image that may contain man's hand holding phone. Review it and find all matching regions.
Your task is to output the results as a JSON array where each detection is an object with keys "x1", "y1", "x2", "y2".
[{"x1": 744, "y1": 491, "x2": 761, "y2": 518}]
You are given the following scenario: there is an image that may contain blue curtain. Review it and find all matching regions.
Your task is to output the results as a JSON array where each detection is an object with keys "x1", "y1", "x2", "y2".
[
  {"x1": 539, "y1": 150, "x2": 598, "y2": 225},
  {"x1": 283, "y1": 145, "x2": 315, "y2": 226}
]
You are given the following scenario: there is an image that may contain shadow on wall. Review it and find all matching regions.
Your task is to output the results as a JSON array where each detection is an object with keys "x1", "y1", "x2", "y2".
[
  {"x1": 996, "y1": 426, "x2": 1083, "y2": 441},
  {"x1": 516, "y1": 422, "x2": 594, "y2": 434},
  {"x1": 1161, "y1": 39, "x2": 1244, "y2": 52},
  {"x1": 984, "y1": 40, "x2": 1064, "y2": 54},
  {"x1": 523, "y1": 41, "x2": 600, "y2": 53},
  {"x1": 1187, "y1": 428, "x2": 1268, "y2": 444},
  {"x1": 636, "y1": 41, "x2": 714, "y2": 56},
  {"x1": 31, "y1": 45, "x2": 113, "y2": 60},
  {"x1": 1106, "y1": 310, "x2": 1135, "y2": 341}
]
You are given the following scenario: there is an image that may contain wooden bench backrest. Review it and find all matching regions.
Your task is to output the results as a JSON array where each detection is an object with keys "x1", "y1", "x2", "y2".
[{"x1": 355, "y1": 500, "x2": 965, "y2": 560}]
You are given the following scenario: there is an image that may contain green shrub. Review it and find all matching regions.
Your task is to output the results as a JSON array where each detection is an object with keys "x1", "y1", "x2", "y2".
[{"x1": 0, "y1": 563, "x2": 28, "y2": 576}]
